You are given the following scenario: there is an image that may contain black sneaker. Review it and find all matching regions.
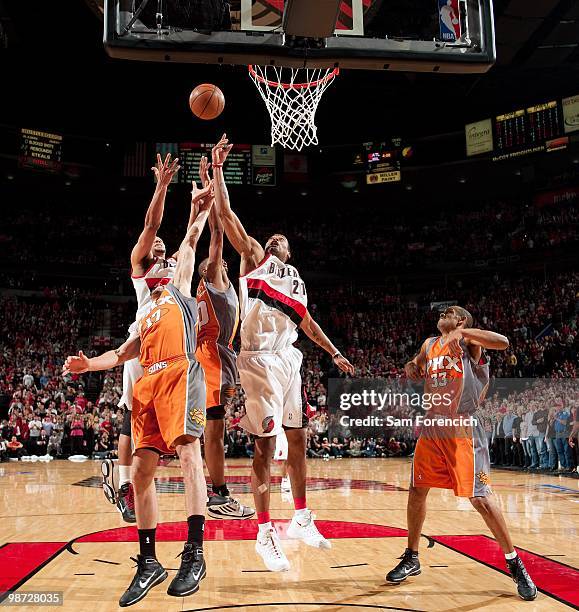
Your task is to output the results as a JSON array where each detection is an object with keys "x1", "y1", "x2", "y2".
[
  {"x1": 207, "y1": 494, "x2": 255, "y2": 519},
  {"x1": 117, "y1": 482, "x2": 136, "y2": 523},
  {"x1": 167, "y1": 543, "x2": 206, "y2": 597},
  {"x1": 386, "y1": 548, "x2": 421, "y2": 583},
  {"x1": 507, "y1": 555, "x2": 537, "y2": 601},
  {"x1": 119, "y1": 555, "x2": 168, "y2": 607}
]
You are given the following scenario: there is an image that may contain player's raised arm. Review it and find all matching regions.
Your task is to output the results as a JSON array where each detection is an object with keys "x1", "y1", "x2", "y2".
[
  {"x1": 211, "y1": 135, "x2": 264, "y2": 267},
  {"x1": 62, "y1": 336, "x2": 141, "y2": 375},
  {"x1": 172, "y1": 181, "x2": 213, "y2": 298},
  {"x1": 131, "y1": 153, "x2": 180, "y2": 271},
  {"x1": 300, "y1": 310, "x2": 355, "y2": 375}
]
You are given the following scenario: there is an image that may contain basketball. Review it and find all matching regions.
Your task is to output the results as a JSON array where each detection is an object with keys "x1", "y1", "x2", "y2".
[{"x1": 189, "y1": 84, "x2": 225, "y2": 120}]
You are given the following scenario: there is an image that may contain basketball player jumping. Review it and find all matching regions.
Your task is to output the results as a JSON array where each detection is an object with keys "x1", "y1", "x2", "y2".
[
  {"x1": 102, "y1": 153, "x2": 180, "y2": 523},
  {"x1": 211, "y1": 134, "x2": 355, "y2": 571},
  {"x1": 386, "y1": 306, "x2": 537, "y2": 601},
  {"x1": 195, "y1": 155, "x2": 255, "y2": 520},
  {"x1": 64, "y1": 180, "x2": 214, "y2": 607}
]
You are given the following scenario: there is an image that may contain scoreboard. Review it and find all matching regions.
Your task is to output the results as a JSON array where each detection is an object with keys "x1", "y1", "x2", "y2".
[
  {"x1": 467, "y1": 97, "x2": 570, "y2": 158},
  {"x1": 178, "y1": 143, "x2": 252, "y2": 186},
  {"x1": 19, "y1": 128, "x2": 63, "y2": 173},
  {"x1": 495, "y1": 101, "x2": 562, "y2": 152}
]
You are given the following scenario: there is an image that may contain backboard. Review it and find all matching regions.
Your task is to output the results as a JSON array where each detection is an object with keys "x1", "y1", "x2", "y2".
[{"x1": 104, "y1": 0, "x2": 496, "y2": 73}]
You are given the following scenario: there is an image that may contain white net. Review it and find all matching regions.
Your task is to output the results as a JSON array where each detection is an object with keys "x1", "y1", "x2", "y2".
[{"x1": 248, "y1": 65, "x2": 339, "y2": 151}]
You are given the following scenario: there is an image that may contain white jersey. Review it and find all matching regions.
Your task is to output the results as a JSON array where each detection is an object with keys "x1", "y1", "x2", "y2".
[
  {"x1": 128, "y1": 256, "x2": 177, "y2": 335},
  {"x1": 238, "y1": 254, "x2": 307, "y2": 352}
]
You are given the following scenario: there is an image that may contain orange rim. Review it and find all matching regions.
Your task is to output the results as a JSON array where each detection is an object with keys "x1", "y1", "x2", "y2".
[{"x1": 248, "y1": 65, "x2": 339, "y2": 90}]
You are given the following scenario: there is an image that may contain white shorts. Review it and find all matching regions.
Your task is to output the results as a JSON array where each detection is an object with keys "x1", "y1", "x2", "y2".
[
  {"x1": 118, "y1": 358, "x2": 144, "y2": 412},
  {"x1": 274, "y1": 430, "x2": 288, "y2": 461},
  {"x1": 118, "y1": 322, "x2": 143, "y2": 411},
  {"x1": 238, "y1": 346, "x2": 305, "y2": 437}
]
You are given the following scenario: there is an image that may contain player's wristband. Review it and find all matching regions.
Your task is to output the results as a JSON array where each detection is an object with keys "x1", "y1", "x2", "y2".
[
  {"x1": 332, "y1": 352, "x2": 341, "y2": 359},
  {"x1": 213, "y1": 163, "x2": 224, "y2": 168}
]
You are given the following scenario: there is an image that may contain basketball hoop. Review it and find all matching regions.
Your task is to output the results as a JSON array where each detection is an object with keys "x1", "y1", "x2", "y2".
[{"x1": 248, "y1": 65, "x2": 339, "y2": 151}]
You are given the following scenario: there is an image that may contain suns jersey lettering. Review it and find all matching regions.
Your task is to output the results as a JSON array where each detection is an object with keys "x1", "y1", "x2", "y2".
[
  {"x1": 238, "y1": 254, "x2": 308, "y2": 352},
  {"x1": 131, "y1": 257, "x2": 177, "y2": 325},
  {"x1": 424, "y1": 336, "x2": 490, "y2": 415},
  {"x1": 138, "y1": 284, "x2": 198, "y2": 368},
  {"x1": 196, "y1": 278, "x2": 239, "y2": 348}
]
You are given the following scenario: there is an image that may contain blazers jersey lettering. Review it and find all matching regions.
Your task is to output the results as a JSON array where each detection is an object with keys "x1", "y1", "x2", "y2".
[
  {"x1": 138, "y1": 284, "x2": 198, "y2": 368},
  {"x1": 196, "y1": 278, "x2": 239, "y2": 348},
  {"x1": 424, "y1": 336, "x2": 490, "y2": 415},
  {"x1": 130, "y1": 256, "x2": 177, "y2": 332},
  {"x1": 238, "y1": 254, "x2": 307, "y2": 352}
]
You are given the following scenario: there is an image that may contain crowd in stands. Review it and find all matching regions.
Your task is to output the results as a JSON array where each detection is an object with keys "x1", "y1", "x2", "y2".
[
  {"x1": 3, "y1": 186, "x2": 577, "y2": 278},
  {"x1": 1, "y1": 195, "x2": 577, "y2": 471}
]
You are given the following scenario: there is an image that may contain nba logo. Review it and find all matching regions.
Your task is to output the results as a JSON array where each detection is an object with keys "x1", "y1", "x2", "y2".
[{"x1": 439, "y1": 0, "x2": 460, "y2": 42}]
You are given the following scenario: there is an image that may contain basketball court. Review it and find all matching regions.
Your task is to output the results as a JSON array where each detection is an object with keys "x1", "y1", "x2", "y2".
[{"x1": 1, "y1": 459, "x2": 578, "y2": 610}]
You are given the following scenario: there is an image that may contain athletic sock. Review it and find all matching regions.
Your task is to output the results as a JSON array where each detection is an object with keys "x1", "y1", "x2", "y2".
[
  {"x1": 138, "y1": 528, "x2": 156, "y2": 559},
  {"x1": 212, "y1": 483, "x2": 230, "y2": 498},
  {"x1": 258, "y1": 520, "x2": 272, "y2": 535},
  {"x1": 119, "y1": 465, "x2": 131, "y2": 487},
  {"x1": 293, "y1": 497, "x2": 307, "y2": 511},
  {"x1": 186, "y1": 515, "x2": 205, "y2": 548},
  {"x1": 505, "y1": 550, "x2": 517, "y2": 560},
  {"x1": 257, "y1": 511, "x2": 271, "y2": 525}
]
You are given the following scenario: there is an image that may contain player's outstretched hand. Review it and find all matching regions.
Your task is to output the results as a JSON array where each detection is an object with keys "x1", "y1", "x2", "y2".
[
  {"x1": 62, "y1": 351, "x2": 90, "y2": 376},
  {"x1": 191, "y1": 180, "x2": 214, "y2": 211},
  {"x1": 334, "y1": 353, "x2": 355, "y2": 375},
  {"x1": 212, "y1": 133, "x2": 233, "y2": 166},
  {"x1": 152, "y1": 153, "x2": 180, "y2": 187},
  {"x1": 199, "y1": 155, "x2": 211, "y2": 187},
  {"x1": 404, "y1": 361, "x2": 423, "y2": 382}
]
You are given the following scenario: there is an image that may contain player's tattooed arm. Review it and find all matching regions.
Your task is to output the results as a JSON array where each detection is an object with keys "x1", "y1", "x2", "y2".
[
  {"x1": 131, "y1": 153, "x2": 180, "y2": 271},
  {"x1": 62, "y1": 337, "x2": 141, "y2": 375},
  {"x1": 300, "y1": 311, "x2": 355, "y2": 375},
  {"x1": 211, "y1": 134, "x2": 264, "y2": 269}
]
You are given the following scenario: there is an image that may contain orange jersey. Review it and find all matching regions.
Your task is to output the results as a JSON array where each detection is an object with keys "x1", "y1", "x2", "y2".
[
  {"x1": 138, "y1": 284, "x2": 198, "y2": 369},
  {"x1": 424, "y1": 336, "x2": 490, "y2": 416},
  {"x1": 196, "y1": 278, "x2": 239, "y2": 349}
]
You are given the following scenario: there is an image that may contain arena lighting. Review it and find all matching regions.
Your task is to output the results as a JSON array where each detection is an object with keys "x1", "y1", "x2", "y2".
[
  {"x1": 64, "y1": 180, "x2": 72, "y2": 186},
  {"x1": 573, "y1": 158, "x2": 579, "y2": 164},
  {"x1": 458, "y1": 177, "x2": 467, "y2": 184},
  {"x1": 120, "y1": 185, "x2": 127, "y2": 192},
  {"x1": 405, "y1": 184, "x2": 413, "y2": 191},
  {"x1": 6, "y1": 174, "x2": 14, "y2": 180}
]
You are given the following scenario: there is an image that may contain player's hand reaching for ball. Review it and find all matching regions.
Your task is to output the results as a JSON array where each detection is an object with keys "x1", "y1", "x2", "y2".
[
  {"x1": 212, "y1": 133, "x2": 233, "y2": 166},
  {"x1": 333, "y1": 353, "x2": 355, "y2": 375},
  {"x1": 191, "y1": 180, "x2": 214, "y2": 211},
  {"x1": 62, "y1": 351, "x2": 90, "y2": 376},
  {"x1": 199, "y1": 155, "x2": 211, "y2": 187},
  {"x1": 152, "y1": 153, "x2": 180, "y2": 187}
]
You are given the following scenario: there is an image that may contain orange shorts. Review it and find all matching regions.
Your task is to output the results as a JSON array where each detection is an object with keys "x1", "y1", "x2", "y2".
[
  {"x1": 195, "y1": 340, "x2": 237, "y2": 410},
  {"x1": 131, "y1": 357, "x2": 206, "y2": 455},
  {"x1": 411, "y1": 420, "x2": 491, "y2": 497}
]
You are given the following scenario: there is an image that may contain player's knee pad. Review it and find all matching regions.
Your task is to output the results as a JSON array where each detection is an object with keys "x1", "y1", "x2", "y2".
[{"x1": 206, "y1": 405, "x2": 226, "y2": 421}]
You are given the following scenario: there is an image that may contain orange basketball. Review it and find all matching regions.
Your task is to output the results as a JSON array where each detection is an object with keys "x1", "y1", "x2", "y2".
[{"x1": 189, "y1": 84, "x2": 225, "y2": 120}]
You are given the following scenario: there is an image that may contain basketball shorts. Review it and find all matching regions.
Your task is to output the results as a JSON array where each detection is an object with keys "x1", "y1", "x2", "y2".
[
  {"x1": 131, "y1": 356, "x2": 206, "y2": 455},
  {"x1": 411, "y1": 414, "x2": 491, "y2": 497},
  {"x1": 237, "y1": 346, "x2": 306, "y2": 437},
  {"x1": 274, "y1": 430, "x2": 289, "y2": 461},
  {"x1": 118, "y1": 322, "x2": 143, "y2": 411},
  {"x1": 195, "y1": 340, "x2": 238, "y2": 411},
  {"x1": 121, "y1": 406, "x2": 132, "y2": 437}
]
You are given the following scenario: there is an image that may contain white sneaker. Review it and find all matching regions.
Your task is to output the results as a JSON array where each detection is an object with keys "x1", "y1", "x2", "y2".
[
  {"x1": 287, "y1": 510, "x2": 331, "y2": 549},
  {"x1": 255, "y1": 528, "x2": 290, "y2": 572},
  {"x1": 280, "y1": 477, "x2": 291, "y2": 492}
]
